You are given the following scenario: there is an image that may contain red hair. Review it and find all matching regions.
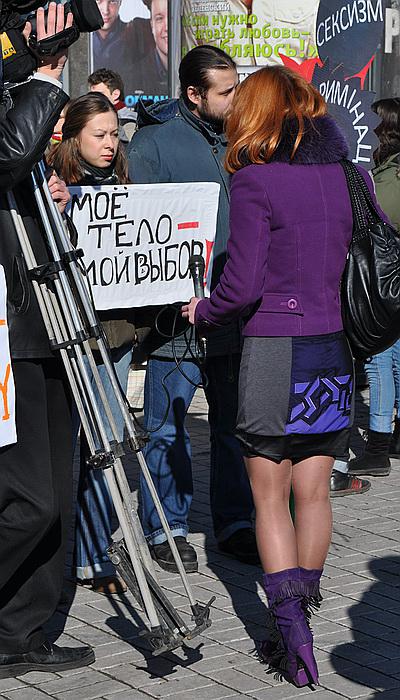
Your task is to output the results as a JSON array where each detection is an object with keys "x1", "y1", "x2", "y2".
[{"x1": 225, "y1": 65, "x2": 327, "y2": 173}]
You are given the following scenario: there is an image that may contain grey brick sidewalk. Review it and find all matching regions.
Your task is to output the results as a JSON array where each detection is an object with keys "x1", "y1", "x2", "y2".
[{"x1": 2, "y1": 375, "x2": 400, "y2": 700}]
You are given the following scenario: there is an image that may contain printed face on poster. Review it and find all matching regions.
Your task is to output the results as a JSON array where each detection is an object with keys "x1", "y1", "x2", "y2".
[
  {"x1": 90, "y1": 0, "x2": 169, "y2": 105},
  {"x1": 66, "y1": 182, "x2": 220, "y2": 310}
]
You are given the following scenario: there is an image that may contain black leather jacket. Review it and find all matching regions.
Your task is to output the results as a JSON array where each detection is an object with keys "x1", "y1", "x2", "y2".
[{"x1": 0, "y1": 77, "x2": 69, "y2": 358}]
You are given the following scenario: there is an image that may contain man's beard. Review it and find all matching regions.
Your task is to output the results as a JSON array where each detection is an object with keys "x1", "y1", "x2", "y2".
[{"x1": 196, "y1": 103, "x2": 225, "y2": 134}]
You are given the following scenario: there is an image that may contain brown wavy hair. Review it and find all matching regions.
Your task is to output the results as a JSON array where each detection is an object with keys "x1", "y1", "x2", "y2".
[
  {"x1": 47, "y1": 92, "x2": 129, "y2": 184},
  {"x1": 372, "y1": 98, "x2": 400, "y2": 166},
  {"x1": 225, "y1": 65, "x2": 327, "y2": 174}
]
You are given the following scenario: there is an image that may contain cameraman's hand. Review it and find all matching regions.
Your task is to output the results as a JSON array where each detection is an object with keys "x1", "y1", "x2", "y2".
[
  {"x1": 30, "y1": 2, "x2": 73, "y2": 82},
  {"x1": 48, "y1": 171, "x2": 70, "y2": 214}
]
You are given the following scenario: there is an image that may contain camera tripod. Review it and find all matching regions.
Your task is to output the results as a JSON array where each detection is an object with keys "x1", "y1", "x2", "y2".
[{"x1": 6, "y1": 161, "x2": 214, "y2": 655}]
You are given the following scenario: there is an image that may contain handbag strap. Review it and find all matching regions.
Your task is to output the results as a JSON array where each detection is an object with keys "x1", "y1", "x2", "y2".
[{"x1": 340, "y1": 160, "x2": 379, "y2": 234}]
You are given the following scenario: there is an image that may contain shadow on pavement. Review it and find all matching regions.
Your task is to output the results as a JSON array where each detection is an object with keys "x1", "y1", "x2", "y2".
[{"x1": 330, "y1": 556, "x2": 400, "y2": 698}]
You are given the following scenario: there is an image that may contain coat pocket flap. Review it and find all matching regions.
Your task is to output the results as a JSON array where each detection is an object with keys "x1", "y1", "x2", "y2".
[{"x1": 258, "y1": 293, "x2": 304, "y2": 314}]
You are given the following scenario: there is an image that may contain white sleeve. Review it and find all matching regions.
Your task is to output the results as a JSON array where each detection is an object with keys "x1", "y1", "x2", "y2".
[{"x1": 32, "y1": 73, "x2": 63, "y2": 90}]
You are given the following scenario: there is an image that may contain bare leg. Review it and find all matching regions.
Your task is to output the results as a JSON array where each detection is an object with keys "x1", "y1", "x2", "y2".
[
  {"x1": 246, "y1": 454, "x2": 334, "y2": 572},
  {"x1": 292, "y1": 456, "x2": 334, "y2": 570},
  {"x1": 253, "y1": 453, "x2": 331, "y2": 687},
  {"x1": 245, "y1": 456, "x2": 297, "y2": 573}
]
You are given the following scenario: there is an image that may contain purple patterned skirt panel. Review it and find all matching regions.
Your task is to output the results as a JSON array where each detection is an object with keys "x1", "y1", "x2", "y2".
[{"x1": 236, "y1": 332, "x2": 354, "y2": 462}]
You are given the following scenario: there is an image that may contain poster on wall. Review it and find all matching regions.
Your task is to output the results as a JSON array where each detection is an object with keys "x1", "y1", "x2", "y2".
[
  {"x1": 316, "y1": 0, "x2": 384, "y2": 75},
  {"x1": 181, "y1": 0, "x2": 320, "y2": 79},
  {"x1": 90, "y1": 0, "x2": 169, "y2": 106},
  {"x1": 313, "y1": 62, "x2": 379, "y2": 167}
]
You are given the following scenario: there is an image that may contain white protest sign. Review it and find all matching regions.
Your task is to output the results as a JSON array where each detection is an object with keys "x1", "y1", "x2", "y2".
[
  {"x1": 67, "y1": 182, "x2": 220, "y2": 310},
  {"x1": 0, "y1": 265, "x2": 16, "y2": 447}
]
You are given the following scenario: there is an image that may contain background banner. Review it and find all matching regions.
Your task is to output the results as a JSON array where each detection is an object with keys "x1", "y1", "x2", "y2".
[
  {"x1": 0, "y1": 266, "x2": 16, "y2": 448},
  {"x1": 181, "y1": 0, "x2": 319, "y2": 78},
  {"x1": 313, "y1": 62, "x2": 379, "y2": 167},
  {"x1": 67, "y1": 182, "x2": 220, "y2": 309},
  {"x1": 316, "y1": 0, "x2": 384, "y2": 74}
]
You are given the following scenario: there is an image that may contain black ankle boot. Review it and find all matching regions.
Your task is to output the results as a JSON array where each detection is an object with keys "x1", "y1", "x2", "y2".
[
  {"x1": 390, "y1": 418, "x2": 400, "y2": 457},
  {"x1": 348, "y1": 430, "x2": 391, "y2": 477}
]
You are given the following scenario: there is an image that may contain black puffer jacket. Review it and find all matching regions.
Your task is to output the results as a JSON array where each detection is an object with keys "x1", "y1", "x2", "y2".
[{"x1": 0, "y1": 77, "x2": 69, "y2": 358}]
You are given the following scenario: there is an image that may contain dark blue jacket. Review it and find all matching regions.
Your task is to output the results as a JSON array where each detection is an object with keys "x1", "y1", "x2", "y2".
[{"x1": 128, "y1": 98, "x2": 240, "y2": 358}]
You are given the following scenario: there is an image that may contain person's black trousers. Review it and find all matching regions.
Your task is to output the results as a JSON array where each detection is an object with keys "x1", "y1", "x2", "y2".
[{"x1": 0, "y1": 359, "x2": 72, "y2": 654}]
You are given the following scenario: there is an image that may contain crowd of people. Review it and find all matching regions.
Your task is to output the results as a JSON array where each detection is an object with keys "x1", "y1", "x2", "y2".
[{"x1": 1, "y1": 0, "x2": 400, "y2": 690}]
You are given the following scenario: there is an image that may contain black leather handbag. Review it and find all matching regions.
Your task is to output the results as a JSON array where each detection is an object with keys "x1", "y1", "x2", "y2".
[{"x1": 340, "y1": 159, "x2": 400, "y2": 360}]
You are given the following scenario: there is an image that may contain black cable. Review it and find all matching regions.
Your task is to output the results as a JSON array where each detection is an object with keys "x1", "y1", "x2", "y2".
[{"x1": 133, "y1": 303, "x2": 207, "y2": 435}]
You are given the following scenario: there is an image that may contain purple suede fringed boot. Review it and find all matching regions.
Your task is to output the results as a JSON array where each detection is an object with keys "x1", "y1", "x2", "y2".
[
  {"x1": 261, "y1": 568, "x2": 319, "y2": 688},
  {"x1": 299, "y1": 567, "x2": 323, "y2": 622}
]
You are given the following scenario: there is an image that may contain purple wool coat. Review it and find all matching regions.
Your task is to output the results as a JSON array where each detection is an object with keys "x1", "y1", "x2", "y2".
[{"x1": 195, "y1": 116, "x2": 380, "y2": 338}]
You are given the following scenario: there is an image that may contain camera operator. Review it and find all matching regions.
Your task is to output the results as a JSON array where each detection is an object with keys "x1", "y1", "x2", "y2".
[{"x1": 0, "y1": 1, "x2": 94, "y2": 678}]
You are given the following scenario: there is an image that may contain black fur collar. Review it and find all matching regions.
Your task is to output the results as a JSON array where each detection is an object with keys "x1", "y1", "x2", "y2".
[{"x1": 241, "y1": 115, "x2": 349, "y2": 166}]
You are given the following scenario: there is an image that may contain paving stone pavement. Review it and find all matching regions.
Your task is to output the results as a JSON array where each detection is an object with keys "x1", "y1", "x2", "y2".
[{"x1": 3, "y1": 372, "x2": 400, "y2": 700}]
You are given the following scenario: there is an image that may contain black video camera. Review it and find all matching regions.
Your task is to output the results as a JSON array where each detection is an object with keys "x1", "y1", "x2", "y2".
[{"x1": 0, "y1": 0, "x2": 103, "y2": 85}]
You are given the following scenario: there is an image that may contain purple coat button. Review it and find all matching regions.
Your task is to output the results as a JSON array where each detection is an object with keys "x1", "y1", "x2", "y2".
[{"x1": 288, "y1": 298, "x2": 297, "y2": 310}]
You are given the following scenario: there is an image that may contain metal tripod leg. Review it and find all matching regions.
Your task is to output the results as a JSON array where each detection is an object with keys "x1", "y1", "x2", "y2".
[
  {"x1": 8, "y1": 167, "x2": 214, "y2": 651},
  {"x1": 6, "y1": 190, "x2": 169, "y2": 632}
]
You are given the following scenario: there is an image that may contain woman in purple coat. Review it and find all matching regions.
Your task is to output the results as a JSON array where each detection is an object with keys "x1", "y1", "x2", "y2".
[{"x1": 183, "y1": 66, "x2": 376, "y2": 688}]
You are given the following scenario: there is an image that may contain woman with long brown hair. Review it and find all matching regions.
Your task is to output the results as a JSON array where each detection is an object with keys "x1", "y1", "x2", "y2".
[
  {"x1": 183, "y1": 66, "x2": 381, "y2": 688},
  {"x1": 48, "y1": 91, "x2": 129, "y2": 185},
  {"x1": 48, "y1": 92, "x2": 134, "y2": 595}
]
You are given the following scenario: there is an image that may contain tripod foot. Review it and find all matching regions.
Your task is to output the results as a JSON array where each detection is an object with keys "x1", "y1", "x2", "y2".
[
  {"x1": 186, "y1": 597, "x2": 216, "y2": 640},
  {"x1": 139, "y1": 627, "x2": 185, "y2": 655}
]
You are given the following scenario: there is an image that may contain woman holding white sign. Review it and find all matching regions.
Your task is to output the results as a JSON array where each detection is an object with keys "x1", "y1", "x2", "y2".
[{"x1": 48, "y1": 91, "x2": 143, "y2": 595}]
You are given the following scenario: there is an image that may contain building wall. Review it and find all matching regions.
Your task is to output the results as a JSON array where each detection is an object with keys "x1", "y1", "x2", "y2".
[
  {"x1": 379, "y1": 0, "x2": 400, "y2": 98},
  {"x1": 68, "y1": 34, "x2": 90, "y2": 99}
]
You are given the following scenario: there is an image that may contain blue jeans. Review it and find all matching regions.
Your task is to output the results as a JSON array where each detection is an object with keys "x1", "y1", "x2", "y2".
[
  {"x1": 73, "y1": 344, "x2": 133, "y2": 579},
  {"x1": 364, "y1": 340, "x2": 400, "y2": 432},
  {"x1": 140, "y1": 355, "x2": 253, "y2": 545},
  {"x1": 334, "y1": 340, "x2": 400, "y2": 474}
]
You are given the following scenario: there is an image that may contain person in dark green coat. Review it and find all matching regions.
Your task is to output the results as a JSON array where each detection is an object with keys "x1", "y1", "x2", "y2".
[
  {"x1": 372, "y1": 153, "x2": 400, "y2": 230},
  {"x1": 349, "y1": 98, "x2": 400, "y2": 478}
]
